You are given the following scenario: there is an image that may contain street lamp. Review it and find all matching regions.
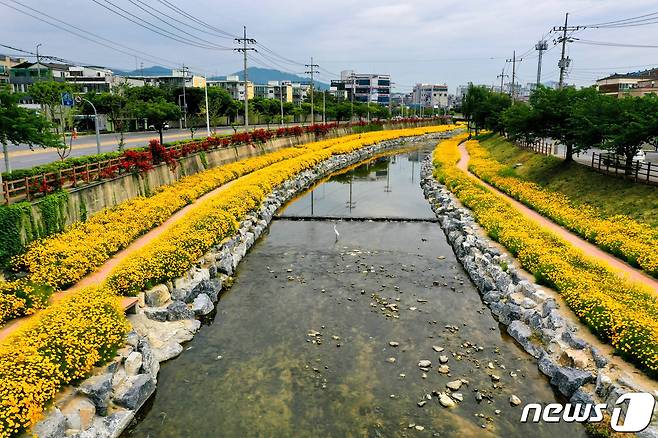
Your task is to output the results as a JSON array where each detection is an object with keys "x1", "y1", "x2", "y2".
[
  {"x1": 204, "y1": 76, "x2": 210, "y2": 136},
  {"x1": 75, "y1": 96, "x2": 101, "y2": 155}
]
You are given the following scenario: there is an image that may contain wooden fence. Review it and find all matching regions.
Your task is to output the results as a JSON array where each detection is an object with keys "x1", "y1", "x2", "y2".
[{"x1": 590, "y1": 152, "x2": 658, "y2": 185}]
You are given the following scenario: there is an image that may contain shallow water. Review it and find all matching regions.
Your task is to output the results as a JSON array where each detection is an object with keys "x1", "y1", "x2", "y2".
[{"x1": 125, "y1": 147, "x2": 585, "y2": 437}]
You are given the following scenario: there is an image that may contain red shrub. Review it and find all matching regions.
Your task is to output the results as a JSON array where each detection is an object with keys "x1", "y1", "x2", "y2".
[
  {"x1": 121, "y1": 150, "x2": 153, "y2": 173},
  {"x1": 99, "y1": 165, "x2": 120, "y2": 179}
]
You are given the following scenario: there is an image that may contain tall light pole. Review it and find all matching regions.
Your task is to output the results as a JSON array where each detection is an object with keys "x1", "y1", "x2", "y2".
[
  {"x1": 204, "y1": 77, "x2": 211, "y2": 136},
  {"x1": 535, "y1": 40, "x2": 548, "y2": 88},
  {"x1": 322, "y1": 90, "x2": 326, "y2": 123},
  {"x1": 76, "y1": 96, "x2": 101, "y2": 154}
]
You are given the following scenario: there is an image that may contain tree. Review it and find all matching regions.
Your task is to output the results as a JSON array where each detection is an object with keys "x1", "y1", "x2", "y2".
[
  {"x1": 335, "y1": 102, "x2": 352, "y2": 124},
  {"x1": 604, "y1": 95, "x2": 658, "y2": 172},
  {"x1": 206, "y1": 87, "x2": 233, "y2": 133},
  {"x1": 130, "y1": 98, "x2": 181, "y2": 144},
  {"x1": 0, "y1": 85, "x2": 61, "y2": 187},
  {"x1": 501, "y1": 102, "x2": 536, "y2": 144},
  {"x1": 461, "y1": 84, "x2": 489, "y2": 135},
  {"x1": 87, "y1": 83, "x2": 130, "y2": 149},
  {"x1": 29, "y1": 80, "x2": 76, "y2": 160}
]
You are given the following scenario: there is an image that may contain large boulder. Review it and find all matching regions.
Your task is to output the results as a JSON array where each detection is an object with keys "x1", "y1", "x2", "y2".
[
  {"x1": 32, "y1": 408, "x2": 66, "y2": 438},
  {"x1": 550, "y1": 367, "x2": 595, "y2": 397},
  {"x1": 61, "y1": 396, "x2": 96, "y2": 432},
  {"x1": 113, "y1": 374, "x2": 155, "y2": 411},
  {"x1": 78, "y1": 373, "x2": 113, "y2": 416},
  {"x1": 192, "y1": 293, "x2": 214, "y2": 316},
  {"x1": 166, "y1": 301, "x2": 194, "y2": 321},
  {"x1": 144, "y1": 284, "x2": 170, "y2": 307}
]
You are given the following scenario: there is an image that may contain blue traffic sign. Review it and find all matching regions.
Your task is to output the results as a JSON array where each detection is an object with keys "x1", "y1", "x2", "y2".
[{"x1": 61, "y1": 92, "x2": 74, "y2": 107}]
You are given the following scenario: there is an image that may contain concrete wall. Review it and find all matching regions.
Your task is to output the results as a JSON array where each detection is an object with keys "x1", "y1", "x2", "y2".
[{"x1": 28, "y1": 123, "x2": 436, "y2": 230}]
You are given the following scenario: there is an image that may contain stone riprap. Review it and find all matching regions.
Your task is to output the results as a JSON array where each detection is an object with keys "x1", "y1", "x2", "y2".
[
  {"x1": 419, "y1": 154, "x2": 658, "y2": 437},
  {"x1": 30, "y1": 131, "x2": 458, "y2": 438}
]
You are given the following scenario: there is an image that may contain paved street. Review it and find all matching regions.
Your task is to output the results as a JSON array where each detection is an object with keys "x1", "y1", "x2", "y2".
[{"x1": 2, "y1": 123, "x2": 303, "y2": 172}]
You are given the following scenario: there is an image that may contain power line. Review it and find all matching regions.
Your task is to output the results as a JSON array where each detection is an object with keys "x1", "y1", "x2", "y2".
[
  {"x1": 581, "y1": 11, "x2": 658, "y2": 28},
  {"x1": 1, "y1": 0, "x2": 185, "y2": 69},
  {"x1": 89, "y1": 0, "x2": 231, "y2": 50},
  {"x1": 574, "y1": 39, "x2": 658, "y2": 49},
  {"x1": 125, "y1": 0, "x2": 233, "y2": 49},
  {"x1": 154, "y1": 0, "x2": 237, "y2": 38},
  {"x1": 132, "y1": 0, "x2": 234, "y2": 40}
]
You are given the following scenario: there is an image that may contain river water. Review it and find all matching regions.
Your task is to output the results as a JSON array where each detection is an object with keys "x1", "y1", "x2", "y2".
[{"x1": 124, "y1": 143, "x2": 585, "y2": 437}]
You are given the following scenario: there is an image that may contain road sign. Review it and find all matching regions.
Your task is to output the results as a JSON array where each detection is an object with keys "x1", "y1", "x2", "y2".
[{"x1": 61, "y1": 92, "x2": 74, "y2": 107}]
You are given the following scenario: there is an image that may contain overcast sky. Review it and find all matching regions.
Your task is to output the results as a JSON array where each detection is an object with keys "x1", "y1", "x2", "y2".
[{"x1": 3, "y1": 0, "x2": 658, "y2": 92}]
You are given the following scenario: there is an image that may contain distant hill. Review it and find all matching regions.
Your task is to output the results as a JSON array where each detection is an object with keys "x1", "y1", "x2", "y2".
[
  {"x1": 211, "y1": 67, "x2": 329, "y2": 90},
  {"x1": 114, "y1": 65, "x2": 330, "y2": 89},
  {"x1": 114, "y1": 65, "x2": 172, "y2": 76}
]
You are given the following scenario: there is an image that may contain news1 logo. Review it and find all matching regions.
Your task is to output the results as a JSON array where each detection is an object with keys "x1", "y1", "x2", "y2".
[{"x1": 520, "y1": 392, "x2": 656, "y2": 432}]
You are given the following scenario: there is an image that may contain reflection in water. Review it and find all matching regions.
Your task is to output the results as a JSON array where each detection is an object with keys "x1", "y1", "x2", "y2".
[
  {"x1": 124, "y1": 146, "x2": 586, "y2": 438},
  {"x1": 280, "y1": 149, "x2": 433, "y2": 219}
]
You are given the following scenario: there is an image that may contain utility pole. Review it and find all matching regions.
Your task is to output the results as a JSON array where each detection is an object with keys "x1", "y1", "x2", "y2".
[
  {"x1": 181, "y1": 65, "x2": 188, "y2": 129},
  {"x1": 234, "y1": 26, "x2": 257, "y2": 129},
  {"x1": 350, "y1": 73, "x2": 355, "y2": 122},
  {"x1": 279, "y1": 83, "x2": 284, "y2": 127},
  {"x1": 506, "y1": 51, "x2": 523, "y2": 102},
  {"x1": 322, "y1": 90, "x2": 326, "y2": 123},
  {"x1": 36, "y1": 43, "x2": 42, "y2": 81},
  {"x1": 305, "y1": 57, "x2": 319, "y2": 123},
  {"x1": 497, "y1": 68, "x2": 509, "y2": 94},
  {"x1": 554, "y1": 13, "x2": 581, "y2": 88},
  {"x1": 535, "y1": 40, "x2": 548, "y2": 88}
]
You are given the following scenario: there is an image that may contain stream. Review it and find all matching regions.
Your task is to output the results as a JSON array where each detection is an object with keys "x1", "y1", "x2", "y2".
[{"x1": 124, "y1": 143, "x2": 585, "y2": 437}]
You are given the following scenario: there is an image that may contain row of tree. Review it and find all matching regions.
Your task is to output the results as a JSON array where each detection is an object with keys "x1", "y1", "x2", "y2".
[{"x1": 461, "y1": 84, "x2": 658, "y2": 168}]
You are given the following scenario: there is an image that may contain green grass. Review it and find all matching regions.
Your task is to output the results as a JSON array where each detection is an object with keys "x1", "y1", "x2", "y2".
[{"x1": 477, "y1": 134, "x2": 658, "y2": 228}]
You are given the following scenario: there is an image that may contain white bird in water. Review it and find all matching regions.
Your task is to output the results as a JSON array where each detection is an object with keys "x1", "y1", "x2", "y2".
[{"x1": 333, "y1": 223, "x2": 340, "y2": 242}]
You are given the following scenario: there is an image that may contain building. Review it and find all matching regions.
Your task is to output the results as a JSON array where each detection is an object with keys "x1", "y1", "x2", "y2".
[
  {"x1": 596, "y1": 69, "x2": 658, "y2": 97},
  {"x1": 412, "y1": 83, "x2": 449, "y2": 109},
  {"x1": 207, "y1": 75, "x2": 254, "y2": 101},
  {"x1": 9, "y1": 61, "x2": 146, "y2": 96},
  {"x1": 0, "y1": 55, "x2": 27, "y2": 84},
  {"x1": 330, "y1": 70, "x2": 391, "y2": 105}
]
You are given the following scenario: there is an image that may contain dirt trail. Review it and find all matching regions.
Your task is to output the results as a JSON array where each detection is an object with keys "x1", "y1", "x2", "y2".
[{"x1": 457, "y1": 142, "x2": 658, "y2": 294}]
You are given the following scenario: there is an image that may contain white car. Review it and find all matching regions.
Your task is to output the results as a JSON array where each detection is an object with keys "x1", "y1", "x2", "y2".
[
  {"x1": 148, "y1": 123, "x2": 170, "y2": 131},
  {"x1": 633, "y1": 150, "x2": 646, "y2": 162}
]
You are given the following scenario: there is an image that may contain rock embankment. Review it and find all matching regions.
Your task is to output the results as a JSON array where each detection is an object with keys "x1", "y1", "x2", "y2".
[
  {"x1": 419, "y1": 154, "x2": 658, "y2": 437},
  {"x1": 30, "y1": 132, "x2": 455, "y2": 438}
]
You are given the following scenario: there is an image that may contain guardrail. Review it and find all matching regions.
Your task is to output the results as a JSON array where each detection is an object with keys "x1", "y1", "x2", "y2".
[{"x1": 590, "y1": 152, "x2": 658, "y2": 186}]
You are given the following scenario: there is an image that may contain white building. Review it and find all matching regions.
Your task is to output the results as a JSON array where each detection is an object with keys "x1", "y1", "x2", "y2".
[
  {"x1": 412, "y1": 83, "x2": 449, "y2": 109},
  {"x1": 330, "y1": 70, "x2": 391, "y2": 105}
]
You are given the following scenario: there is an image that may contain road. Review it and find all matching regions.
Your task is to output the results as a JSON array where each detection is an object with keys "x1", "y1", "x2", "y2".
[{"x1": 1, "y1": 124, "x2": 301, "y2": 172}]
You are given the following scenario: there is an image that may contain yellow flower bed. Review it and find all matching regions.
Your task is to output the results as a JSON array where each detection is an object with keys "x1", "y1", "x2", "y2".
[
  {"x1": 0, "y1": 125, "x2": 457, "y2": 437},
  {"x1": 465, "y1": 140, "x2": 658, "y2": 277},
  {"x1": 105, "y1": 125, "x2": 456, "y2": 295},
  {"x1": 0, "y1": 287, "x2": 128, "y2": 437},
  {"x1": 433, "y1": 135, "x2": 658, "y2": 374},
  {"x1": 19, "y1": 126, "x2": 457, "y2": 293}
]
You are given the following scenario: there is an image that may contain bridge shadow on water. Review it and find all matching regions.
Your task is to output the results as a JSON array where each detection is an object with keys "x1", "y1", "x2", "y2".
[{"x1": 124, "y1": 144, "x2": 585, "y2": 438}]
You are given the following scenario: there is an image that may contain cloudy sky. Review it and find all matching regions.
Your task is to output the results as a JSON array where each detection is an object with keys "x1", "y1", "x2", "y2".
[{"x1": 3, "y1": 0, "x2": 658, "y2": 92}]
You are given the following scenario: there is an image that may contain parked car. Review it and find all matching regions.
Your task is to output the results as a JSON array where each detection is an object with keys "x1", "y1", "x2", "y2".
[
  {"x1": 148, "y1": 123, "x2": 170, "y2": 131},
  {"x1": 633, "y1": 150, "x2": 646, "y2": 162}
]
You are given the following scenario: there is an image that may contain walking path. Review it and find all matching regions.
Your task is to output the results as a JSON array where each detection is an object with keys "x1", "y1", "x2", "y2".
[
  {"x1": 0, "y1": 178, "x2": 239, "y2": 342},
  {"x1": 457, "y1": 142, "x2": 658, "y2": 294}
]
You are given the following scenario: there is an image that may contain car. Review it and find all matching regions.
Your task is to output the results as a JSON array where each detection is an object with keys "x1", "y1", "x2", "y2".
[
  {"x1": 633, "y1": 150, "x2": 646, "y2": 162},
  {"x1": 148, "y1": 123, "x2": 170, "y2": 131}
]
